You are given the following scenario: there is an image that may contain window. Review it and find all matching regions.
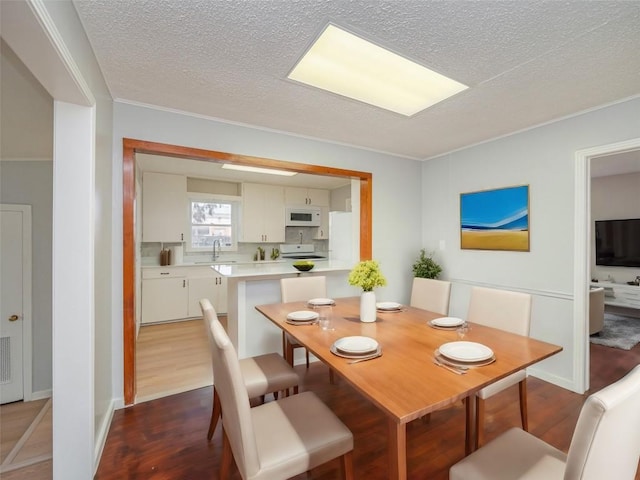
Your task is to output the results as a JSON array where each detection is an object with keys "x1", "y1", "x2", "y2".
[{"x1": 187, "y1": 195, "x2": 239, "y2": 252}]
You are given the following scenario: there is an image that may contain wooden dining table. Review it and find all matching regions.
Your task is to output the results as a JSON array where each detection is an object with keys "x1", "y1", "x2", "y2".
[{"x1": 255, "y1": 296, "x2": 562, "y2": 480}]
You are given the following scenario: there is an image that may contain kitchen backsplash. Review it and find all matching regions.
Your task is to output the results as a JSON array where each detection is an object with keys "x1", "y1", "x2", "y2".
[{"x1": 141, "y1": 234, "x2": 328, "y2": 265}]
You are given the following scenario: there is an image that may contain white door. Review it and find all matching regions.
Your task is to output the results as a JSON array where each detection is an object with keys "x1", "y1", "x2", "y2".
[{"x1": 1, "y1": 205, "x2": 31, "y2": 404}]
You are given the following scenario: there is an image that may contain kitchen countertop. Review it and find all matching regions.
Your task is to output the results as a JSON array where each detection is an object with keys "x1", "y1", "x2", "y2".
[
  {"x1": 212, "y1": 260, "x2": 352, "y2": 279},
  {"x1": 141, "y1": 260, "x2": 285, "y2": 268}
]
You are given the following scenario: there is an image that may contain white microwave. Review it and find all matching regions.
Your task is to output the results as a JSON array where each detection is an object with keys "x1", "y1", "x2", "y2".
[{"x1": 285, "y1": 206, "x2": 321, "y2": 227}]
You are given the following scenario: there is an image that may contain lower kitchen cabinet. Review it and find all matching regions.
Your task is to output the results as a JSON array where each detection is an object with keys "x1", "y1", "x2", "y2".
[
  {"x1": 142, "y1": 266, "x2": 227, "y2": 324},
  {"x1": 141, "y1": 275, "x2": 188, "y2": 324},
  {"x1": 188, "y1": 272, "x2": 227, "y2": 316}
]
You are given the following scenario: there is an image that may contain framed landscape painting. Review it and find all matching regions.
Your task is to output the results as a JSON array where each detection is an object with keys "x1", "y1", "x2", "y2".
[{"x1": 460, "y1": 185, "x2": 530, "y2": 251}]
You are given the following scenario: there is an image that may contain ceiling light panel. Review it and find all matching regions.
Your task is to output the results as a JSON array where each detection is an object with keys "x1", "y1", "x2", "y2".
[
  {"x1": 221, "y1": 164, "x2": 297, "y2": 176},
  {"x1": 288, "y1": 24, "x2": 468, "y2": 116}
]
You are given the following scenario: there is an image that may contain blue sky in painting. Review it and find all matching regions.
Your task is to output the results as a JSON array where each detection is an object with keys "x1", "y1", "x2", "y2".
[{"x1": 461, "y1": 186, "x2": 528, "y2": 230}]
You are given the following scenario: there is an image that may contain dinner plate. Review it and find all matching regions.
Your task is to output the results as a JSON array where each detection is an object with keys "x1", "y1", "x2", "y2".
[
  {"x1": 430, "y1": 317, "x2": 465, "y2": 327},
  {"x1": 333, "y1": 336, "x2": 379, "y2": 355},
  {"x1": 286, "y1": 310, "x2": 319, "y2": 322},
  {"x1": 438, "y1": 341, "x2": 494, "y2": 362},
  {"x1": 434, "y1": 350, "x2": 496, "y2": 368},
  {"x1": 307, "y1": 298, "x2": 336, "y2": 306},
  {"x1": 330, "y1": 344, "x2": 382, "y2": 359},
  {"x1": 376, "y1": 301, "x2": 402, "y2": 311}
]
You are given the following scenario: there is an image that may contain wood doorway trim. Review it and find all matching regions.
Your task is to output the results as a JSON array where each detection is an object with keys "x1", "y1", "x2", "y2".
[{"x1": 122, "y1": 138, "x2": 373, "y2": 405}]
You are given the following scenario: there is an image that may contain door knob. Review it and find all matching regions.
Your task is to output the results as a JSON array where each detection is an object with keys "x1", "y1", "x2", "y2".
[{"x1": 8, "y1": 314, "x2": 19, "y2": 322}]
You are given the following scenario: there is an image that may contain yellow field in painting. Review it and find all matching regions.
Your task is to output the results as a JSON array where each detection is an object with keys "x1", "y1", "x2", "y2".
[{"x1": 461, "y1": 230, "x2": 529, "y2": 251}]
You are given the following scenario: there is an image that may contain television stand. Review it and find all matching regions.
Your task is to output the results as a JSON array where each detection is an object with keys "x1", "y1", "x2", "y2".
[{"x1": 591, "y1": 282, "x2": 640, "y2": 311}]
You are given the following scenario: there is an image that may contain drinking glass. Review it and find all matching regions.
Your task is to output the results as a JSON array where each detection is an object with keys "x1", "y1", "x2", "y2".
[
  {"x1": 456, "y1": 322, "x2": 469, "y2": 340},
  {"x1": 318, "y1": 305, "x2": 334, "y2": 331}
]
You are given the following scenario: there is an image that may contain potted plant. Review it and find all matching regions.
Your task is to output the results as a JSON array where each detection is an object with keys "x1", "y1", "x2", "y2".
[
  {"x1": 348, "y1": 260, "x2": 387, "y2": 322},
  {"x1": 412, "y1": 249, "x2": 442, "y2": 279}
]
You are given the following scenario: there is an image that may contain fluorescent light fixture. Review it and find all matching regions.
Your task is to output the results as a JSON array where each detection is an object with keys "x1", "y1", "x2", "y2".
[
  {"x1": 288, "y1": 24, "x2": 468, "y2": 116},
  {"x1": 221, "y1": 164, "x2": 297, "y2": 176}
]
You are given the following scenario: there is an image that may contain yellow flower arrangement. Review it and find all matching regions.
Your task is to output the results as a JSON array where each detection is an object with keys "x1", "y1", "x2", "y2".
[{"x1": 348, "y1": 260, "x2": 387, "y2": 292}]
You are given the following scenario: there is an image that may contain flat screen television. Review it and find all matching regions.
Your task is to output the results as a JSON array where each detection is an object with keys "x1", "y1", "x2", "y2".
[{"x1": 595, "y1": 218, "x2": 640, "y2": 267}]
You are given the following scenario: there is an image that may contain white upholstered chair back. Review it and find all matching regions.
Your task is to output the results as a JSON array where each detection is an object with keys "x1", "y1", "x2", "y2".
[
  {"x1": 450, "y1": 364, "x2": 640, "y2": 479},
  {"x1": 201, "y1": 299, "x2": 260, "y2": 479},
  {"x1": 467, "y1": 286, "x2": 531, "y2": 336},
  {"x1": 589, "y1": 287, "x2": 605, "y2": 335},
  {"x1": 280, "y1": 275, "x2": 327, "y2": 302},
  {"x1": 565, "y1": 364, "x2": 640, "y2": 479},
  {"x1": 410, "y1": 277, "x2": 452, "y2": 316}
]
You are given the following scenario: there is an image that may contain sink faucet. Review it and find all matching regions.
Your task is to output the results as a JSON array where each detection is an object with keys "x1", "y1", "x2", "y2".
[{"x1": 212, "y1": 238, "x2": 221, "y2": 261}]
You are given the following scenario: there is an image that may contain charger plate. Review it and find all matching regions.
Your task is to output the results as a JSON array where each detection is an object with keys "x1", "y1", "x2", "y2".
[
  {"x1": 307, "y1": 298, "x2": 336, "y2": 307},
  {"x1": 333, "y1": 336, "x2": 379, "y2": 355},
  {"x1": 434, "y1": 349, "x2": 496, "y2": 368},
  {"x1": 286, "y1": 310, "x2": 319, "y2": 322},
  {"x1": 331, "y1": 344, "x2": 382, "y2": 359},
  {"x1": 439, "y1": 341, "x2": 494, "y2": 362},
  {"x1": 376, "y1": 301, "x2": 402, "y2": 311},
  {"x1": 430, "y1": 317, "x2": 465, "y2": 327}
]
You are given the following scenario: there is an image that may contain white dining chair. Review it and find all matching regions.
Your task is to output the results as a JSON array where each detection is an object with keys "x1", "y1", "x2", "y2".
[
  {"x1": 280, "y1": 276, "x2": 327, "y2": 367},
  {"x1": 199, "y1": 299, "x2": 299, "y2": 440},
  {"x1": 466, "y1": 286, "x2": 532, "y2": 450},
  {"x1": 450, "y1": 363, "x2": 640, "y2": 479},
  {"x1": 204, "y1": 300, "x2": 354, "y2": 480},
  {"x1": 410, "y1": 277, "x2": 452, "y2": 315}
]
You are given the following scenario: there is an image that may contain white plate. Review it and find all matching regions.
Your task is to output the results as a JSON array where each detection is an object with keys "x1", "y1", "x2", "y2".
[
  {"x1": 308, "y1": 298, "x2": 335, "y2": 306},
  {"x1": 431, "y1": 316, "x2": 465, "y2": 327},
  {"x1": 330, "y1": 344, "x2": 382, "y2": 359},
  {"x1": 376, "y1": 301, "x2": 402, "y2": 311},
  {"x1": 286, "y1": 310, "x2": 319, "y2": 322},
  {"x1": 333, "y1": 336, "x2": 379, "y2": 354},
  {"x1": 439, "y1": 341, "x2": 494, "y2": 362}
]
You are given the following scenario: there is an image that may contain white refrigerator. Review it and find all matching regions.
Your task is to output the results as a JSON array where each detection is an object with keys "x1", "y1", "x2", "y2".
[{"x1": 329, "y1": 211, "x2": 354, "y2": 263}]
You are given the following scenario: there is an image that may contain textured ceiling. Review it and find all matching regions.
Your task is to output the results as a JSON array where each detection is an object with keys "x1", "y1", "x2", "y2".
[{"x1": 73, "y1": 0, "x2": 640, "y2": 160}]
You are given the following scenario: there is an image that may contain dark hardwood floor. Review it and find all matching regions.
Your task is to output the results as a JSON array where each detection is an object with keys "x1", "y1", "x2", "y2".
[{"x1": 95, "y1": 343, "x2": 640, "y2": 479}]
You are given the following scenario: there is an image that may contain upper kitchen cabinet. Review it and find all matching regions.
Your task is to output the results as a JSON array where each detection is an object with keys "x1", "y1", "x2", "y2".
[
  {"x1": 142, "y1": 172, "x2": 187, "y2": 242},
  {"x1": 313, "y1": 206, "x2": 330, "y2": 240},
  {"x1": 241, "y1": 183, "x2": 285, "y2": 243},
  {"x1": 284, "y1": 187, "x2": 329, "y2": 206}
]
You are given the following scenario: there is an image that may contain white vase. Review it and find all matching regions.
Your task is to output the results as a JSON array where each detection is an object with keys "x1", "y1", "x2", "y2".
[{"x1": 360, "y1": 291, "x2": 377, "y2": 323}]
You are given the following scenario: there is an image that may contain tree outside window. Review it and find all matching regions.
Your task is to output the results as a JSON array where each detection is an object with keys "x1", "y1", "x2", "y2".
[{"x1": 190, "y1": 199, "x2": 236, "y2": 250}]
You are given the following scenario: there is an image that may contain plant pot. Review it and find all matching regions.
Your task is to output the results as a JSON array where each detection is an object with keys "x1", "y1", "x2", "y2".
[{"x1": 360, "y1": 291, "x2": 377, "y2": 323}]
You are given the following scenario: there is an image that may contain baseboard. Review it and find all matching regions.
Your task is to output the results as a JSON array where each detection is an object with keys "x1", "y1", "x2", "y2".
[
  {"x1": 93, "y1": 398, "x2": 115, "y2": 475},
  {"x1": 30, "y1": 389, "x2": 52, "y2": 401},
  {"x1": 529, "y1": 368, "x2": 579, "y2": 393}
]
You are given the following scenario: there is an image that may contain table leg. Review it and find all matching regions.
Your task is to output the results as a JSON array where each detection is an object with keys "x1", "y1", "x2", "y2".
[
  {"x1": 388, "y1": 417, "x2": 407, "y2": 480},
  {"x1": 465, "y1": 395, "x2": 476, "y2": 455}
]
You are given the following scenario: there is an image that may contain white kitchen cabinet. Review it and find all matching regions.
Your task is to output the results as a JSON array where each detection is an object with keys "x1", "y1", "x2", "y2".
[
  {"x1": 285, "y1": 187, "x2": 329, "y2": 206},
  {"x1": 313, "y1": 206, "x2": 330, "y2": 239},
  {"x1": 142, "y1": 172, "x2": 187, "y2": 242},
  {"x1": 187, "y1": 267, "x2": 227, "y2": 316},
  {"x1": 241, "y1": 183, "x2": 285, "y2": 243},
  {"x1": 142, "y1": 266, "x2": 227, "y2": 324},
  {"x1": 141, "y1": 268, "x2": 188, "y2": 323}
]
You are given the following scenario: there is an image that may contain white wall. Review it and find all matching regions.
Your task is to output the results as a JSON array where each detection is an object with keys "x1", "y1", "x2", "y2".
[
  {"x1": 111, "y1": 101, "x2": 424, "y2": 402},
  {"x1": 591, "y1": 172, "x2": 640, "y2": 282},
  {"x1": 8, "y1": 0, "x2": 115, "y2": 476},
  {"x1": 422, "y1": 97, "x2": 640, "y2": 392},
  {"x1": 0, "y1": 161, "x2": 52, "y2": 395},
  {"x1": 1, "y1": 38, "x2": 54, "y2": 398},
  {"x1": 42, "y1": 0, "x2": 115, "y2": 469}
]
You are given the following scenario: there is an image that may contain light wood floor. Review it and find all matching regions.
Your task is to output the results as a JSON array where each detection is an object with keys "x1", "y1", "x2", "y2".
[
  {"x1": 135, "y1": 318, "x2": 213, "y2": 403},
  {"x1": 0, "y1": 398, "x2": 52, "y2": 479}
]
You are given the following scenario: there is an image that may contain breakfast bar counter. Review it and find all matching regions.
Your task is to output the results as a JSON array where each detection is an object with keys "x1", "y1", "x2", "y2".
[{"x1": 213, "y1": 260, "x2": 357, "y2": 361}]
